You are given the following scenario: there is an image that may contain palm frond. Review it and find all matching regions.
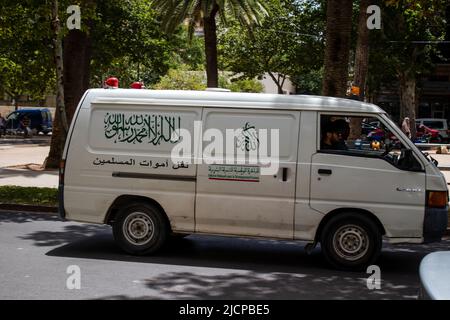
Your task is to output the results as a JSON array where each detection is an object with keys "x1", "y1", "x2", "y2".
[{"x1": 152, "y1": 0, "x2": 269, "y2": 34}]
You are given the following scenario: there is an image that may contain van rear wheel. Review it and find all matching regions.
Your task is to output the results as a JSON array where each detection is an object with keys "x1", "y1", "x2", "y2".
[
  {"x1": 113, "y1": 202, "x2": 168, "y2": 255},
  {"x1": 320, "y1": 213, "x2": 382, "y2": 271}
]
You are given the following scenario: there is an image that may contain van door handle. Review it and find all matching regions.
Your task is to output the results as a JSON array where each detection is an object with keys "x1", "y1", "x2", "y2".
[
  {"x1": 318, "y1": 169, "x2": 332, "y2": 175},
  {"x1": 282, "y1": 167, "x2": 288, "y2": 182}
]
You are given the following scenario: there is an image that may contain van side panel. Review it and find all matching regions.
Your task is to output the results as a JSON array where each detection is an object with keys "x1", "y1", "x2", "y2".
[{"x1": 63, "y1": 102, "x2": 201, "y2": 232}]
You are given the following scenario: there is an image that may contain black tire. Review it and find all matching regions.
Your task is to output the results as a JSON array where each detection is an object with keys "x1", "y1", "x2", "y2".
[
  {"x1": 320, "y1": 213, "x2": 382, "y2": 271},
  {"x1": 112, "y1": 202, "x2": 169, "y2": 255}
]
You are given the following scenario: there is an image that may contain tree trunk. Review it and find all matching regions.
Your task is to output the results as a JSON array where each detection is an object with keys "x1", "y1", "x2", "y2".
[
  {"x1": 45, "y1": 104, "x2": 63, "y2": 168},
  {"x1": 14, "y1": 96, "x2": 19, "y2": 111},
  {"x1": 399, "y1": 72, "x2": 417, "y2": 139},
  {"x1": 353, "y1": 0, "x2": 370, "y2": 101},
  {"x1": 45, "y1": 0, "x2": 68, "y2": 169},
  {"x1": 267, "y1": 72, "x2": 285, "y2": 94},
  {"x1": 349, "y1": 0, "x2": 370, "y2": 140},
  {"x1": 64, "y1": 29, "x2": 91, "y2": 125},
  {"x1": 45, "y1": 2, "x2": 93, "y2": 169},
  {"x1": 203, "y1": 3, "x2": 219, "y2": 88},
  {"x1": 322, "y1": 0, "x2": 353, "y2": 98}
]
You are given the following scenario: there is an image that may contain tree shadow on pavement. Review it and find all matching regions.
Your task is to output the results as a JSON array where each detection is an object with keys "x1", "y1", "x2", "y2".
[
  {"x1": 0, "y1": 211, "x2": 60, "y2": 224},
  {"x1": 93, "y1": 269, "x2": 419, "y2": 300},
  {"x1": 19, "y1": 224, "x2": 111, "y2": 247},
  {"x1": 0, "y1": 211, "x2": 109, "y2": 246},
  {"x1": 9, "y1": 211, "x2": 449, "y2": 299},
  {"x1": 45, "y1": 229, "x2": 450, "y2": 299},
  {"x1": 0, "y1": 168, "x2": 58, "y2": 179}
]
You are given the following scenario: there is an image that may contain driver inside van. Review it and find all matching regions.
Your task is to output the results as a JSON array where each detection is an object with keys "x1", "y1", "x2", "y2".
[{"x1": 321, "y1": 119, "x2": 350, "y2": 151}]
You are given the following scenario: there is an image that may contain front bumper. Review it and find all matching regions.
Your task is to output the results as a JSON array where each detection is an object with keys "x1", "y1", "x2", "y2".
[{"x1": 423, "y1": 205, "x2": 448, "y2": 243}]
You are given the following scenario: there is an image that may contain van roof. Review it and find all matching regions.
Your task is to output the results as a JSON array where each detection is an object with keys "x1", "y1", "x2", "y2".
[{"x1": 87, "y1": 88, "x2": 385, "y2": 114}]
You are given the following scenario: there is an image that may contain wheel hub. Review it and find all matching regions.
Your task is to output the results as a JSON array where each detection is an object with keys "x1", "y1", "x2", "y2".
[
  {"x1": 333, "y1": 224, "x2": 369, "y2": 261},
  {"x1": 123, "y1": 212, "x2": 155, "y2": 245}
]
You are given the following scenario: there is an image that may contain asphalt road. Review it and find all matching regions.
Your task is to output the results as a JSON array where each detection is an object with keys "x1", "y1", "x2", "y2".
[{"x1": 0, "y1": 210, "x2": 449, "y2": 300}]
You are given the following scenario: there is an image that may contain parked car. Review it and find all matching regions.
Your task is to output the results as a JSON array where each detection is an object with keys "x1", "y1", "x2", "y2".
[
  {"x1": 416, "y1": 118, "x2": 449, "y2": 142},
  {"x1": 5, "y1": 108, "x2": 52, "y2": 135},
  {"x1": 419, "y1": 251, "x2": 450, "y2": 300}
]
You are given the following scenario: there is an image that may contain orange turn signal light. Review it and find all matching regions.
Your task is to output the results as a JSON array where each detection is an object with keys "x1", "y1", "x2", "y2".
[{"x1": 427, "y1": 191, "x2": 448, "y2": 208}]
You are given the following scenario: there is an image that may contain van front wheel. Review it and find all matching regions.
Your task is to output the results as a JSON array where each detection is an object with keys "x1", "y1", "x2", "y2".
[
  {"x1": 320, "y1": 213, "x2": 382, "y2": 271},
  {"x1": 113, "y1": 203, "x2": 168, "y2": 255}
]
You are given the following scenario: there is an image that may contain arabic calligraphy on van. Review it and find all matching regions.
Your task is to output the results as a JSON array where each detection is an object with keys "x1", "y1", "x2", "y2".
[
  {"x1": 236, "y1": 122, "x2": 260, "y2": 152},
  {"x1": 208, "y1": 164, "x2": 260, "y2": 182},
  {"x1": 104, "y1": 113, "x2": 181, "y2": 145},
  {"x1": 92, "y1": 157, "x2": 189, "y2": 170}
]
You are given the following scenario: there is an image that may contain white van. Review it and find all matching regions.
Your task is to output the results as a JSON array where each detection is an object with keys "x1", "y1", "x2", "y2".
[{"x1": 60, "y1": 89, "x2": 448, "y2": 270}]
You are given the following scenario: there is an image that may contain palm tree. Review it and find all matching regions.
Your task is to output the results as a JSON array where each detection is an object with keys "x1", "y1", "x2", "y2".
[{"x1": 152, "y1": 0, "x2": 268, "y2": 88}]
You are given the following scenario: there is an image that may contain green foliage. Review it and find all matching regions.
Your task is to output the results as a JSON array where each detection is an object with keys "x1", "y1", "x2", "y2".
[
  {"x1": 90, "y1": 0, "x2": 175, "y2": 87},
  {"x1": 169, "y1": 27, "x2": 206, "y2": 71},
  {"x1": 0, "y1": 186, "x2": 58, "y2": 206},
  {"x1": 152, "y1": 0, "x2": 269, "y2": 37},
  {"x1": 153, "y1": 66, "x2": 207, "y2": 90},
  {"x1": 367, "y1": 0, "x2": 448, "y2": 94},
  {"x1": 291, "y1": 68, "x2": 323, "y2": 95},
  {"x1": 218, "y1": 0, "x2": 324, "y2": 92},
  {"x1": 0, "y1": 0, "x2": 55, "y2": 101},
  {"x1": 225, "y1": 78, "x2": 264, "y2": 93},
  {"x1": 153, "y1": 67, "x2": 264, "y2": 92}
]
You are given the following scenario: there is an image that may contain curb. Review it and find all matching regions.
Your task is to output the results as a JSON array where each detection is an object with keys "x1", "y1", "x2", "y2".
[{"x1": 0, "y1": 203, "x2": 57, "y2": 213}]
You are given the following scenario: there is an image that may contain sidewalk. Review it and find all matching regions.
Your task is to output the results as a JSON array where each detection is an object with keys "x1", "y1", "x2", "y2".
[
  {"x1": 0, "y1": 144, "x2": 58, "y2": 188},
  {"x1": 427, "y1": 151, "x2": 450, "y2": 185}
]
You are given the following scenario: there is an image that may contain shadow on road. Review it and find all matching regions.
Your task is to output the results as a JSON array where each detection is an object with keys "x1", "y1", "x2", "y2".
[
  {"x1": 3, "y1": 211, "x2": 449, "y2": 299},
  {"x1": 0, "y1": 168, "x2": 57, "y2": 179},
  {"x1": 0, "y1": 211, "x2": 60, "y2": 224}
]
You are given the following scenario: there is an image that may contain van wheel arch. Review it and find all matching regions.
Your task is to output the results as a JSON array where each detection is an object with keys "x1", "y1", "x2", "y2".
[
  {"x1": 105, "y1": 195, "x2": 171, "y2": 231},
  {"x1": 315, "y1": 208, "x2": 386, "y2": 244}
]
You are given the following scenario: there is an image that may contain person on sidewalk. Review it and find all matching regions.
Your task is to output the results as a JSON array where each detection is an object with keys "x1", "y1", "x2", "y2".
[
  {"x1": 20, "y1": 115, "x2": 32, "y2": 138},
  {"x1": 401, "y1": 117, "x2": 412, "y2": 139}
]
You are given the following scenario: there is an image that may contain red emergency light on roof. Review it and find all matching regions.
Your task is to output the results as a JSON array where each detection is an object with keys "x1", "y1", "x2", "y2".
[
  {"x1": 130, "y1": 82, "x2": 144, "y2": 89},
  {"x1": 104, "y1": 77, "x2": 119, "y2": 88}
]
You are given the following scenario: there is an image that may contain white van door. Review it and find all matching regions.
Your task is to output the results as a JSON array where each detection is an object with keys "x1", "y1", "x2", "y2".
[
  {"x1": 195, "y1": 108, "x2": 300, "y2": 239},
  {"x1": 310, "y1": 113, "x2": 427, "y2": 238}
]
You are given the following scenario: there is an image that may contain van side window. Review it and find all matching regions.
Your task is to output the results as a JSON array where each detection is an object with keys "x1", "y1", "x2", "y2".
[{"x1": 319, "y1": 115, "x2": 422, "y2": 171}]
